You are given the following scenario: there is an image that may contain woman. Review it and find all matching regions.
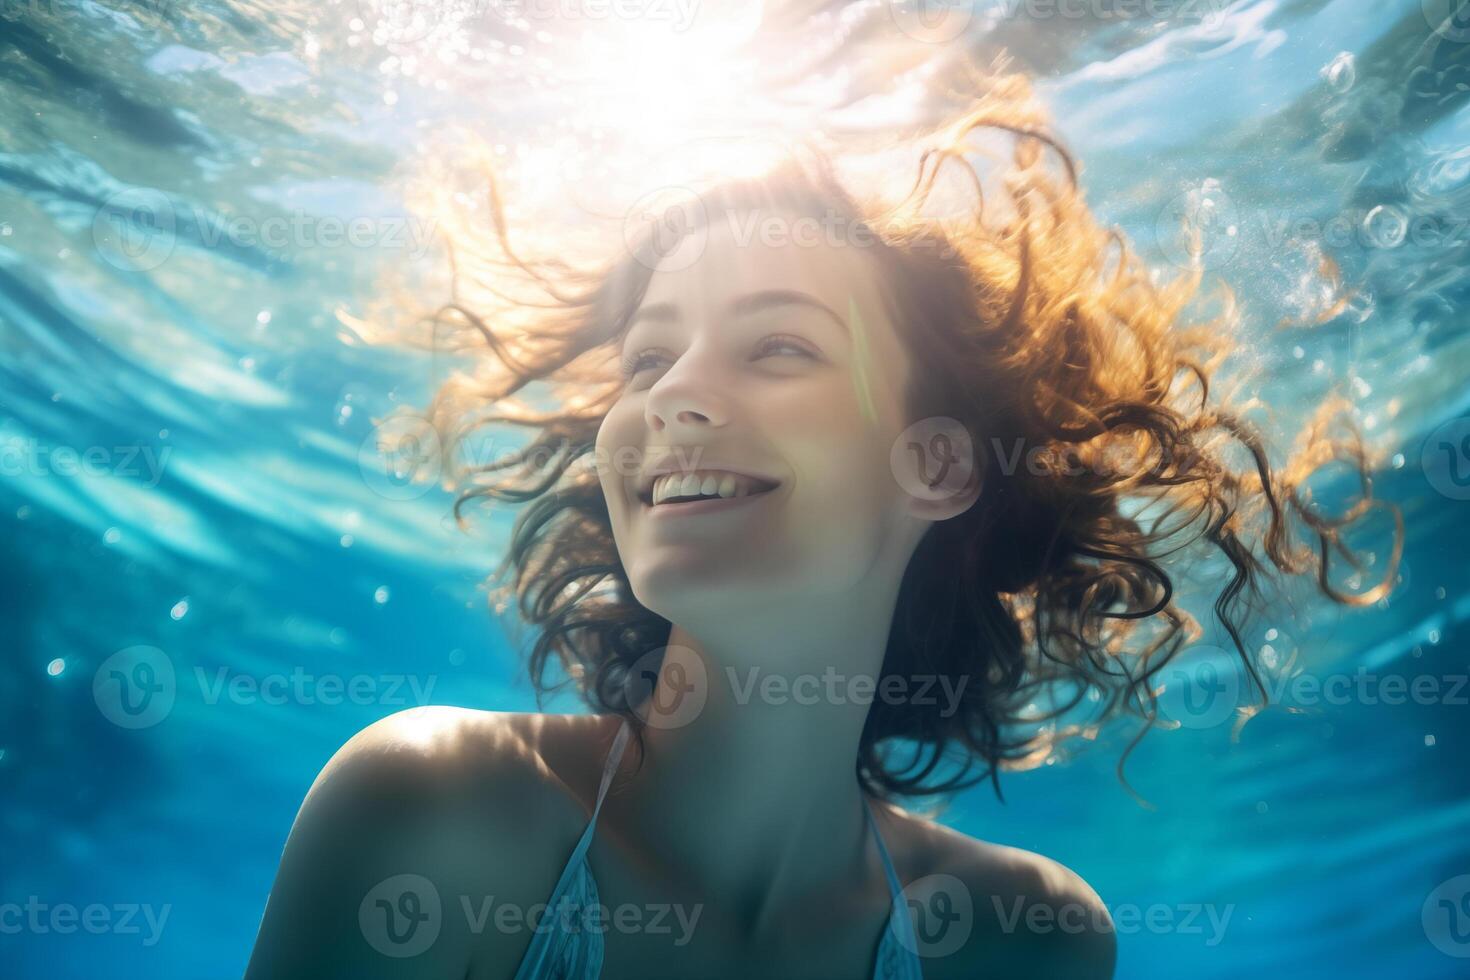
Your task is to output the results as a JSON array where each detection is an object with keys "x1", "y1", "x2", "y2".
[{"x1": 246, "y1": 68, "x2": 1394, "y2": 979}]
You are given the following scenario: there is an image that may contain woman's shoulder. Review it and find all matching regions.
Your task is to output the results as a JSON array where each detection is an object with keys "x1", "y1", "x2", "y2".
[
  {"x1": 247, "y1": 708, "x2": 616, "y2": 978},
  {"x1": 873, "y1": 799, "x2": 1117, "y2": 980},
  {"x1": 316, "y1": 705, "x2": 617, "y2": 830},
  {"x1": 308, "y1": 706, "x2": 616, "y2": 869}
]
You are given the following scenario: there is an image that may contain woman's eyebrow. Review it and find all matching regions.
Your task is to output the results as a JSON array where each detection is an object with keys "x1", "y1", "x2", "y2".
[
  {"x1": 626, "y1": 289, "x2": 850, "y2": 335},
  {"x1": 729, "y1": 290, "x2": 849, "y2": 334}
]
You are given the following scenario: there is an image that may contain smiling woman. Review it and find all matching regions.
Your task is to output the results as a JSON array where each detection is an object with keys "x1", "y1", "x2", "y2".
[{"x1": 245, "y1": 65, "x2": 1397, "y2": 980}]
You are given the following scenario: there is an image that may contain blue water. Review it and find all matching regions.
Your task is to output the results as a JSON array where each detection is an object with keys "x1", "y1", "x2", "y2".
[{"x1": 2, "y1": 1, "x2": 1468, "y2": 977}]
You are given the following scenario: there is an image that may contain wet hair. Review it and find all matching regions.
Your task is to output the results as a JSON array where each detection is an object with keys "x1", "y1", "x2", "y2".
[{"x1": 394, "y1": 65, "x2": 1400, "y2": 804}]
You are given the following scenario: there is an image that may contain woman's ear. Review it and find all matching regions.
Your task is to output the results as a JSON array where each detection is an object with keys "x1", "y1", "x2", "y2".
[{"x1": 890, "y1": 416, "x2": 983, "y2": 522}]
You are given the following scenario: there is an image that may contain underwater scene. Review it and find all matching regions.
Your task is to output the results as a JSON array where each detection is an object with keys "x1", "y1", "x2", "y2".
[{"x1": 1, "y1": 0, "x2": 1469, "y2": 977}]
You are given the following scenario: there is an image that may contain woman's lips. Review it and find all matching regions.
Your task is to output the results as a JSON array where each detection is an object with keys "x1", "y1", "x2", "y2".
[{"x1": 641, "y1": 484, "x2": 779, "y2": 518}]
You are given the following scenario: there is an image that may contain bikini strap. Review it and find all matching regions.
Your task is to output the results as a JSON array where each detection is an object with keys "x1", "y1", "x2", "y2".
[
  {"x1": 510, "y1": 721, "x2": 633, "y2": 980},
  {"x1": 863, "y1": 795, "x2": 921, "y2": 954},
  {"x1": 591, "y1": 717, "x2": 632, "y2": 816},
  {"x1": 564, "y1": 717, "x2": 633, "y2": 863}
]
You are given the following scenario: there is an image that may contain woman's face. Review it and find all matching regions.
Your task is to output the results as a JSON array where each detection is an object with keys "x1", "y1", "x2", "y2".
[{"x1": 595, "y1": 209, "x2": 947, "y2": 627}]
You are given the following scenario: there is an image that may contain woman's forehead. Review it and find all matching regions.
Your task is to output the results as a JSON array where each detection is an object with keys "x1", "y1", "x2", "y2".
[{"x1": 638, "y1": 211, "x2": 886, "y2": 317}]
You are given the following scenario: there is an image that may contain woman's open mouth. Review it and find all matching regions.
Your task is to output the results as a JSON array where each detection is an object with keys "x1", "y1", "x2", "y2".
[{"x1": 637, "y1": 469, "x2": 781, "y2": 516}]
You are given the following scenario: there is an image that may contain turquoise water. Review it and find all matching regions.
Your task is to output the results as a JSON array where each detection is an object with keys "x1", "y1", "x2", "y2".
[{"x1": 2, "y1": 1, "x2": 1468, "y2": 977}]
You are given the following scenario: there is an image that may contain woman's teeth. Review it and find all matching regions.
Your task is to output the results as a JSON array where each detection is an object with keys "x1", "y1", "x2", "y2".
[{"x1": 651, "y1": 471, "x2": 770, "y2": 505}]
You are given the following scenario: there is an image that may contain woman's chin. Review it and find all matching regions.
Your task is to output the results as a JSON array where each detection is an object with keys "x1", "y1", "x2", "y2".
[{"x1": 630, "y1": 562, "x2": 780, "y2": 621}]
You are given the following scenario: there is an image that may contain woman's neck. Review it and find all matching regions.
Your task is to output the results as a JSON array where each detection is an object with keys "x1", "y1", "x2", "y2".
[{"x1": 603, "y1": 587, "x2": 901, "y2": 937}]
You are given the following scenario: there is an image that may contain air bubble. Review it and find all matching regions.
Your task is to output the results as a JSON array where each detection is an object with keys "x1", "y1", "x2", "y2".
[
  {"x1": 1362, "y1": 205, "x2": 1407, "y2": 249},
  {"x1": 1321, "y1": 52, "x2": 1356, "y2": 92}
]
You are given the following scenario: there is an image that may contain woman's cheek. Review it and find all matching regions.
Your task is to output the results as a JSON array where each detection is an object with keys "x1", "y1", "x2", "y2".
[{"x1": 594, "y1": 404, "x2": 637, "y2": 513}]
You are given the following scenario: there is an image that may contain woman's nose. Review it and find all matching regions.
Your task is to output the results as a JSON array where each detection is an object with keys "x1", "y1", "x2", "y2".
[
  {"x1": 646, "y1": 387, "x2": 727, "y2": 432},
  {"x1": 644, "y1": 352, "x2": 729, "y2": 433}
]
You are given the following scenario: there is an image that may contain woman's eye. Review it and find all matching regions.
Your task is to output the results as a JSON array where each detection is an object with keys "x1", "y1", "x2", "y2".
[
  {"x1": 753, "y1": 335, "x2": 818, "y2": 360},
  {"x1": 619, "y1": 350, "x2": 668, "y2": 381},
  {"x1": 619, "y1": 336, "x2": 819, "y2": 385}
]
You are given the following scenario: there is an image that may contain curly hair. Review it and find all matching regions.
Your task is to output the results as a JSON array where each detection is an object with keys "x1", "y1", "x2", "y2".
[{"x1": 378, "y1": 63, "x2": 1401, "y2": 806}]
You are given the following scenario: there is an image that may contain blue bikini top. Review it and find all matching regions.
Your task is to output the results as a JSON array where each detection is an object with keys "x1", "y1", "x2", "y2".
[{"x1": 511, "y1": 720, "x2": 925, "y2": 979}]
